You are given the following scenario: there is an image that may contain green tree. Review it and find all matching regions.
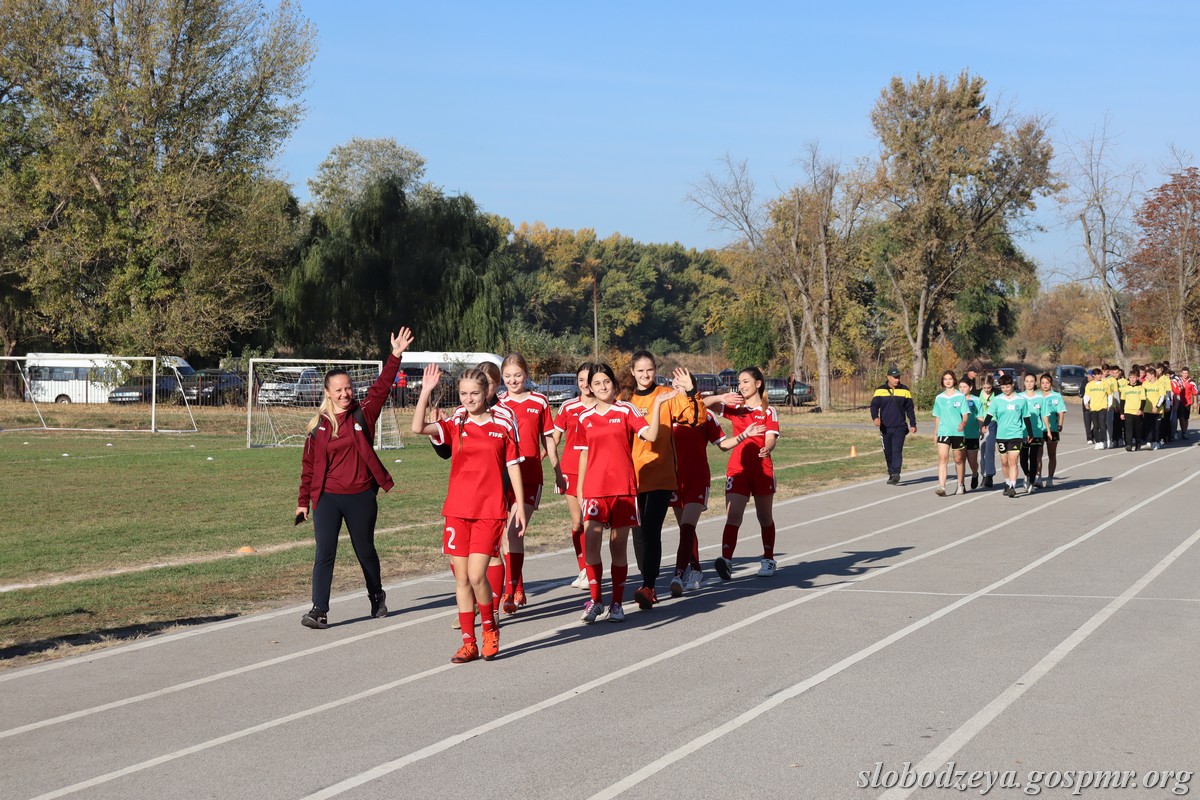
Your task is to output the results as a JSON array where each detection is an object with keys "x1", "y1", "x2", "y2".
[
  {"x1": 869, "y1": 72, "x2": 1057, "y2": 379},
  {"x1": 307, "y1": 137, "x2": 428, "y2": 216},
  {"x1": 0, "y1": 0, "x2": 314, "y2": 355}
]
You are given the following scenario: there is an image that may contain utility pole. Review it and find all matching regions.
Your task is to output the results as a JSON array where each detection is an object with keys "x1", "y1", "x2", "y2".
[{"x1": 592, "y1": 275, "x2": 599, "y2": 359}]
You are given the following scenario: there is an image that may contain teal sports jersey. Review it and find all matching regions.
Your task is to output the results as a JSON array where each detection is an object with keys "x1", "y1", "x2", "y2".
[
  {"x1": 932, "y1": 391, "x2": 969, "y2": 436},
  {"x1": 1022, "y1": 391, "x2": 1048, "y2": 437},
  {"x1": 1042, "y1": 391, "x2": 1065, "y2": 432},
  {"x1": 962, "y1": 395, "x2": 982, "y2": 438},
  {"x1": 992, "y1": 393, "x2": 1030, "y2": 439}
]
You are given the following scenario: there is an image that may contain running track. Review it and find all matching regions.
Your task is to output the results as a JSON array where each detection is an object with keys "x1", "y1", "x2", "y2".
[{"x1": 2, "y1": 428, "x2": 1198, "y2": 800}]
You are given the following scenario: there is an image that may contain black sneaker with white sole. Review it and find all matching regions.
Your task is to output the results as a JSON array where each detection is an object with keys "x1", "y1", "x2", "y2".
[
  {"x1": 301, "y1": 606, "x2": 328, "y2": 629},
  {"x1": 370, "y1": 590, "x2": 388, "y2": 618},
  {"x1": 714, "y1": 556, "x2": 733, "y2": 581}
]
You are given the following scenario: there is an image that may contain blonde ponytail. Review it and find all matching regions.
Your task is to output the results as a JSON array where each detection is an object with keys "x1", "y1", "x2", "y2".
[{"x1": 305, "y1": 369, "x2": 351, "y2": 438}]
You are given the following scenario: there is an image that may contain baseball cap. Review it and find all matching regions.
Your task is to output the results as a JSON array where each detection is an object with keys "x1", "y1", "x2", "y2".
[{"x1": 886, "y1": 367, "x2": 901, "y2": 377}]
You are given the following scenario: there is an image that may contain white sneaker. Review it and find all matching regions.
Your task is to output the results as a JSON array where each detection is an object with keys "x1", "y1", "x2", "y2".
[
  {"x1": 684, "y1": 567, "x2": 702, "y2": 591},
  {"x1": 950, "y1": 483, "x2": 961, "y2": 496},
  {"x1": 580, "y1": 599, "x2": 603, "y2": 624},
  {"x1": 1026, "y1": 481, "x2": 1036, "y2": 495},
  {"x1": 604, "y1": 602, "x2": 625, "y2": 623},
  {"x1": 935, "y1": 485, "x2": 947, "y2": 497},
  {"x1": 1093, "y1": 442, "x2": 1104, "y2": 450},
  {"x1": 571, "y1": 568, "x2": 588, "y2": 590},
  {"x1": 669, "y1": 574, "x2": 684, "y2": 597},
  {"x1": 756, "y1": 558, "x2": 777, "y2": 577},
  {"x1": 1044, "y1": 477, "x2": 1054, "y2": 488}
]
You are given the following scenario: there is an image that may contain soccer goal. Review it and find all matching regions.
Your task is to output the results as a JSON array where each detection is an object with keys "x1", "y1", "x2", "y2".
[
  {"x1": 246, "y1": 358, "x2": 405, "y2": 449},
  {"x1": 0, "y1": 355, "x2": 198, "y2": 433}
]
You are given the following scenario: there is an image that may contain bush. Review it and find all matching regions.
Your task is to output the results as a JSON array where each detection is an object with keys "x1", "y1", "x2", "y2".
[{"x1": 912, "y1": 375, "x2": 941, "y2": 412}]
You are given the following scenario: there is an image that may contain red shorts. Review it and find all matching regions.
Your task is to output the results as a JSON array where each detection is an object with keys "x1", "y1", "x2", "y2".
[
  {"x1": 517, "y1": 458, "x2": 543, "y2": 509},
  {"x1": 582, "y1": 495, "x2": 640, "y2": 529},
  {"x1": 725, "y1": 471, "x2": 776, "y2": 497},
  {"x1": 443, "y1": 518, "x2": 504, "y2": 558},
  {"x1": 559, "y1": 472, "x2": 578, "y2": 496},
  {"x1": 669, "y1": 483, "x2": 710, "y2": 510}
]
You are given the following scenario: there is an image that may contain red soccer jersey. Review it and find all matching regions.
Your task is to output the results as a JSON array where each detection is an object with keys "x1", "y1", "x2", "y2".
[
  {"x1": 432, "y1": 416, "x2": 521, "y2": 520},
  {"x1": 498, "y1": 392, "x2": 554, "y2": 460},
  {"x1": 672, "y1": 410, "x2": 726, "y2": 488},
  {"x1": 721, "y1": 403, "x2": 780, "y2": 476},
  {"x1": 578, "y1": 401, "x2": 649, "y2": 497},
  {"x1": 554, "y1": 398, "x2": 591, "y2": 474}
]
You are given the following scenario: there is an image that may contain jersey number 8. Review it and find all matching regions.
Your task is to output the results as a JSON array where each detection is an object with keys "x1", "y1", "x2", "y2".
[{"x1": 584, "y1": 499, "x2": 600, "y2": 518}]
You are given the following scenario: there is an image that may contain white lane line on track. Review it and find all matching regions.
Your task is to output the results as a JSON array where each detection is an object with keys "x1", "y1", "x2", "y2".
[
  {"x1": 0, "y1": 450, "x2": 1112, "y2": 739},
  {"x1": 585, "y1": 459, "x2": 1198, "y2": 800},
  {"x1": 878, "y1": 524, "x2": 1200, "y2": 800},
  {"x1": 294, "y1": 453, "x2": 1182, "y2": 800},
  {"x1": 22, "y1": 450, "x2": 1169, "y2": 800},
  {"x1": 842, "y1": 588, "x2": 1200, "y2": 603}
]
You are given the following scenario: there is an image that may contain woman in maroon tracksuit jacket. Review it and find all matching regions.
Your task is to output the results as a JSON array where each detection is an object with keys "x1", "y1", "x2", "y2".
[{"x1": 295, "y1": 326, "x2": 414, "y2": 629}]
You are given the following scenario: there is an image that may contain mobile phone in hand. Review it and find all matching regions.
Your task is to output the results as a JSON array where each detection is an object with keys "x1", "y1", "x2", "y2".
[{"x1": 294, "y1": 512, "x2": 306, "y2": 525}]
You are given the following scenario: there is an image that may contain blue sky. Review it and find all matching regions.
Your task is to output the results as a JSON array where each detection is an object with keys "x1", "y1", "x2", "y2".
[{"x1": 276, "y1": 1, "x2": 1199, "y2": 280}]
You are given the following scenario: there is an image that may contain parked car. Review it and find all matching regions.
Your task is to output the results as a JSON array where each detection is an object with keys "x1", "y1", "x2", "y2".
[
  {"x1": 717, "y1": 369, "x2": 737, "y2": 385},
  {"x1": 497, "y1": 378, "x2": 539, "y2": 398},
  {"x1": 182, "y1": 369, "x2": 246, "y2": 406},
  {"x1": 1053, "y1": 365, "x2": 1087, "y2": 396},
  {"x1": 108, "y1": 360, "x2": 196, "y2": 404},
  {"x1": 764, "y1": 378, "x2": 791, "y2": 405},
  {"x1": 792, "y1": 380, "x2": 813, "y2": 405},
  {"x1": 257, "y1": 366, "x2": 322, "y2": 406},
  {"x1": 541, "y1": 373, "x2": 580, "y2": 403},
  {"x1": 693, "y1": 373, "x2": 720, "y2": 397}
]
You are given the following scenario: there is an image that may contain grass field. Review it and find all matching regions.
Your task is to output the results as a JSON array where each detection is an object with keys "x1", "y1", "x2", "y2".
[{"x1": 0, "y1": 403, "x2": 938, "y2": 665}]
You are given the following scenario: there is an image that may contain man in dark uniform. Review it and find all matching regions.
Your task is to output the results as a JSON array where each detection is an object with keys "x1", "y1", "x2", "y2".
[{"x1": 871, "y1": 367, "x2": 917, "y2": 484}]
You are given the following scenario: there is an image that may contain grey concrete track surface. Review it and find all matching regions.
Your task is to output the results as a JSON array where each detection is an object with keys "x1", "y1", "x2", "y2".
[{"x1": 3, "y1": 432, "x2": 1199, "y2": 800}]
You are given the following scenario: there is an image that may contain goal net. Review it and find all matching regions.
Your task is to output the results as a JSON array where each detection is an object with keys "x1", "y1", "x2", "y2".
[
  {"x1": 0, "y1": 356, "x2": 198, "y2": 433},
  {"x1": 247, "y1": 358, "x2": 405, "y2": 449}
]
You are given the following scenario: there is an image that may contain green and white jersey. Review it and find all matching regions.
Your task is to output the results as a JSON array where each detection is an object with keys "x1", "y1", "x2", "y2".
[
  {"x1": 962, "y1": 395, "x2": 982, "y2": 439},
  {"x1": 992, "y1": 393, "x2": 1030, "y2": 439},
  {"x1": 1022, "y1": 391, "x2": 1049, "y2": 437},
  {"x1": 1042, "y1": 391, "x2": 1065, "y2": 433},
  {"x1": 932, "y1": 390, "x2": 968, "y2": 437}
]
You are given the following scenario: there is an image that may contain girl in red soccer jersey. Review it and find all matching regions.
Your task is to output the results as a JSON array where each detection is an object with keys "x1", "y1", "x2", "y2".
[
  {"x1": 713, "y1": 367, "x2": 781, "y2": 580},
  {"x1": 413, "y1": 365, "x2": 526, "y2": 664},
  {"x1": 497, "y1": 353, "x2": 563, "y2": 613},
  {"x1": 668, "y1": 377, "x2": 764, "y2": 596},
  {"x1": 576, "y1": 363, "x2": 676, "y2": 623},
  {"x1": 553, "y1": 362, "x2": 598, "y2": 590}
]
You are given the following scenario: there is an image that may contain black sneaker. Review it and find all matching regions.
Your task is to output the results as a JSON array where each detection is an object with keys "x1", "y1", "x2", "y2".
[
  {"x1": 714, "y1": 556, "x2": 733, "y2": 581},
  {"x1": 982, "y1": 476, "x2": 993, "y2": 488},
  {"x1": 370, "y1": 590, "x2": 388, "y2": 618},
  {"x1": 301, "y1": 606, "x2": 328, "y2": 629},
  {"x1": 970, "y1": 473, "x2": 979, "y2": 490},
  {"x1": 888, "y1": 473, "x2": 900, "y2": 485}
]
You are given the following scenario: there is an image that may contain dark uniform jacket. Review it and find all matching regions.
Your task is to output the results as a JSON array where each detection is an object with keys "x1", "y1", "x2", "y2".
[{"x1": 870, "y1": 382, "x2": 917, "y2": 429}]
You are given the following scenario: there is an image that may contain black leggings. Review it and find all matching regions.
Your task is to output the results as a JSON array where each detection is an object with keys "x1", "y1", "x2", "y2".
[
  {"x1": 633, "y1": 489, "x2": 673, "y2": 588},
  {"x1": 311, "y1": 488, "x2": 382, "y2": 612},
  {"x1": 1020, "y1": 443, "x2": 1043, "y2": 481}
]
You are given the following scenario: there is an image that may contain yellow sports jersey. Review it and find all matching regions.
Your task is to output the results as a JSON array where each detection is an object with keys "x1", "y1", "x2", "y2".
[
  {"x1": 1143, "y1": 380, "x2": 1166, "y2": 413},
  {"x1": 1117, "y1": 377, "x2": 1130, "y2": 396},
  {"x1": 1122, "y1": 384, "x2": 1146, "y2": 415},
  {"x1": 1083, "y1": 380, "x2": 1110, "y2": 411},
  {"x1": 1103, "y1": 376, "x2": 1118, "y2": 396}
]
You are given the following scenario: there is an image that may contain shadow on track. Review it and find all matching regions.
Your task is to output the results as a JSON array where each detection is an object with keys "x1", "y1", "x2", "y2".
[{"x1": 0, "y1": 613, "x2": 238, "y2": 661}]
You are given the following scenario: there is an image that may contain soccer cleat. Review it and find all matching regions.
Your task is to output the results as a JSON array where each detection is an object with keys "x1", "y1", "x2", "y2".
[
  {"x1": 451, "y1": 642, "x2": 479, "y2": 664},
  {"x1": 669, "y1": 574, "x2": 684, "y2": 598},
  {"x1": 580, "y1": 599, "x2": 604, "y2": 624},
  {"x1": 756, "y1": 558, "x2": 777, "y2": 577},
  {"x1": 714, "y1": 556, "x2": 733, "y2": 581},
  {"x1": 604, "y1": 602, "x2": 626, "y2": 623},
  {"x1": 481, "y1": 629, "x2": 499, "y2": 661},
  {"x1": 935, "y1": 485, "x2": 946, "y2": 497},
  {"x1": 571, "y1": 568, "x2": 588, "y2": 589},
  {"x1": 634, "y1": 586, "x2": 655, "y2": 610},
  {"x1": 501, "y1": 593, "x2": 518, "y2": 615},
  {"x1": 971, "y1": 473, "x2": 979, "y2": 490},
  {"x1": 300, "y1": 606, "x2": 328, "y2": 630},
  {"x1": 514, "y1": 589, "x2": 527, "y2": 608},
  {"x1": 369, "y1": 590, "x2": 387, "y2": 618},
  {"x1": 684, "y1": 567, "x2": 702, "y2": 591}
]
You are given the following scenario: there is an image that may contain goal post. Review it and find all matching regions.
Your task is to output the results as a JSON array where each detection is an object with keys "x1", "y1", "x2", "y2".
[{"x1": 246, "y1": 358, "x2": 405, "y2": 449}]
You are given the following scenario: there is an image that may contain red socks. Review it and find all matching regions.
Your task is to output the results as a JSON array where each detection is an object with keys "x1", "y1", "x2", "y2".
[
  {"x1": 762, "y1": 523, "x2": 776, "y2": 560},
  {"x1": 487, "y1": 562, "x2": 505, "y2": 601},
  {"x1": 585, "y1": 562, "x2": 603, "y2": 602},
  {"x1": 611, "y1": 564, "x2": 628, "y2": 604},
  {"x1": 571, "y1": 527, "x2": 585, "y2": 570},
  {"x1": 479, "y1": 601, "x2": 496, "y2": 632},
  {"x1": 458, "y1": 612, "x2": 476, "y2": 643},
  {"x1": 504, "y1": 552, "x2": 525, "y2": 595},
  {"x1": 677, "y1": 523, "x2": 698, "y2": 574},
  {"x1": 722, "y1": 524, "x2": 740, "y2": 558}
]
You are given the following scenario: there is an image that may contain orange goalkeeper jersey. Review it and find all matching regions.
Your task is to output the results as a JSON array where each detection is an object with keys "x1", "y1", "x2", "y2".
[{"x1": 628, "y1": 386, "x2": 701, "y2": 492}]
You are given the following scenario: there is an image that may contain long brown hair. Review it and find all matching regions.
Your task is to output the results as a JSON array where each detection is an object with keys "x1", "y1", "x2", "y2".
[
  {"x1": 306, "y1": 369, "x2": 351, "y2": 438},
  {"x1": 740, "y1": 367, "x2": 767, "y2": 407}
]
